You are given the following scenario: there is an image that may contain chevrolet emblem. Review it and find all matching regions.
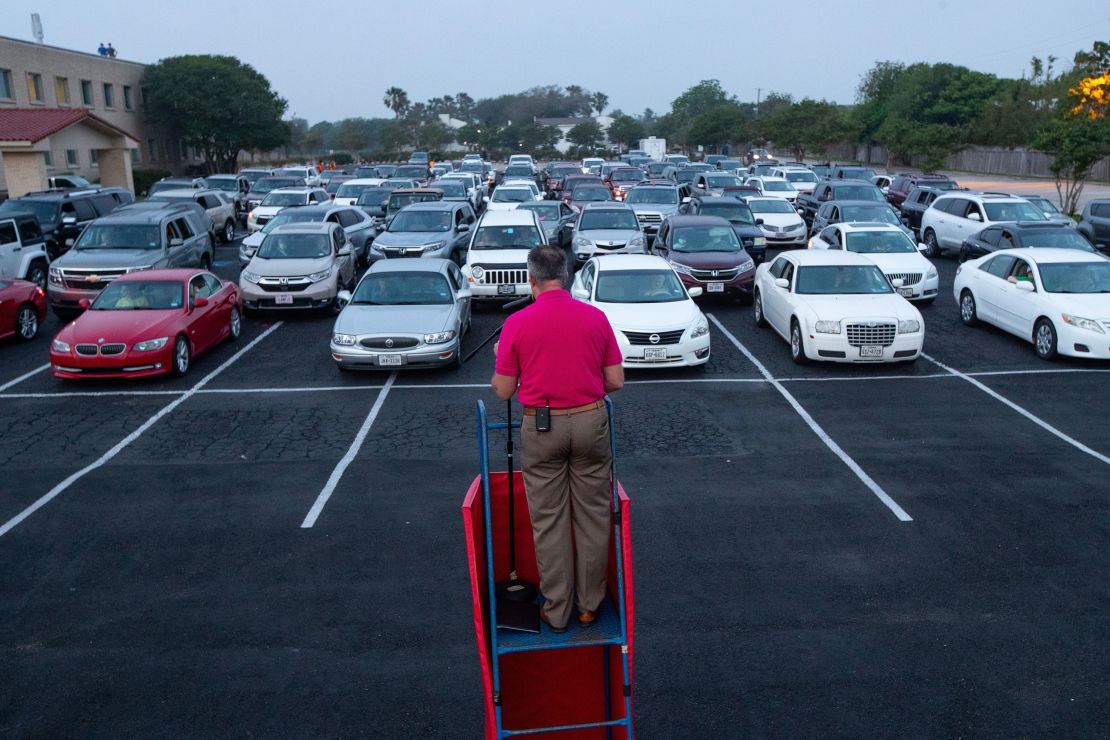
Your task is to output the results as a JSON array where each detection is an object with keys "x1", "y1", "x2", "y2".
[{"x1": 86, "y1": 275, "x2": 100, "y2": 283}]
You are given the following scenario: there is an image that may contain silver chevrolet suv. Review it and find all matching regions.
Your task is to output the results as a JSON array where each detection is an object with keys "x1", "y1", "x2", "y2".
[{"x1": 622, "y1": 183, "x2": 687, "y2": 243}]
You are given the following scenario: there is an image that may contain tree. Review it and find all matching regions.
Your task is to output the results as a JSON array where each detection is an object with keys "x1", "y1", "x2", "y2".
[
  {"x1": 142, "y1": 55, "x2": 288, "y2": 173},
  {"x1": 286, "y1": 117, "x2": 309, "y2": 153},
  {"x1": 566, "y1": 119, "x2": 604, "y2": 152},
  {"x1": 383, "y1": 86, "x2": 410, "y2": 118},
  {"x1": 687, "y1": 104, "x2": 749, "y2": 151},
  {"x1": 589, "y1": 91, "x2": 609, "y2": 116},
  {"x1": 1033, "y1": 115, "x2": 1109, "y2": 214},
  {"x1": 606, "y1": 113, "x2": 645, "y2": 150},
  {"x1": 761, "y1": 99, "x2": 850, "y2": 160},
  {"x1": 671, "y1": 79, "x2": 733, "y2": 119},
  {"x1": 454, "y1": 92, "x2": 476, "y2": 121}
]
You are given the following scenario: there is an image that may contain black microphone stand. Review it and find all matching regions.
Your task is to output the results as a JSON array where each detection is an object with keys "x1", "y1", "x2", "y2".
[{"x1": 464, "y1": 294, "x2": 538, "y2": 604}]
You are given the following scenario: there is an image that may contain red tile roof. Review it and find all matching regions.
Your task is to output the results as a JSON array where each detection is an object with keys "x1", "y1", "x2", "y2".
[{"x1": 0, "y1": 108, "x2": 137, "y2": 144}]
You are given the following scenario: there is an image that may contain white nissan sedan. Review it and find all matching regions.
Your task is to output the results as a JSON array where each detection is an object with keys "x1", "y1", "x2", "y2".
[
  {"x1": 571, "y1": 255, "x2": 710, "y2": 367},
  {"x1": 953, "y1": 247, "x2": 1110, "y2": 360},
  {"x1": 809, "y1": 223, "x2": 940, "y2": 303},
  {"x1": 753, "y1": 250, "x2": 924, "y2": 364}
]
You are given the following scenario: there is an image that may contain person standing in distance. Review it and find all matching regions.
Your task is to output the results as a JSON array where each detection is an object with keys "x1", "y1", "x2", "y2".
[{"x1": 491, "y1": 246, "x2": 624, "y2": 632}]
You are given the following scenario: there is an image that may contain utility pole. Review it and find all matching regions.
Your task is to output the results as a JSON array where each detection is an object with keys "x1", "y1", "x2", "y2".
[{"x1": 755, "y1": 88, "x2": 762, "y2": 118}]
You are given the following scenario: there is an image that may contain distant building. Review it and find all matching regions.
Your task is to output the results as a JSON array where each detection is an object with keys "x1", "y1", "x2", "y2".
[
  {"x1": 0, "y1": 34, "x2": 185, "y2": 196},
  {"x1": 535, "y1": 116, "x2": 614, "y2": 154}
]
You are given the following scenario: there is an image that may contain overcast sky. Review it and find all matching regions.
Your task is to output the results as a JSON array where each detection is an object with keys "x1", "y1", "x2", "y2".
[{"x1": 3, "y1": 0, "x2": 1108, "y2": 122}]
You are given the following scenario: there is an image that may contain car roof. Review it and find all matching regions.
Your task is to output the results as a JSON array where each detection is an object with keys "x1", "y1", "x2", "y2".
[
  {"x1": 284, "y1": 204, "x2": 346, "y2": 217},
  {"x1": 401, "y1": 201, "x2": 457, "y2": 212},
  {"x1": 114, "y1": 268, "x2": 207, "y2": 282},
  {"x1": 825, "y1": 199, "x2": 893, "y2": 207},
  {"x1": 668, "y1": 215, "x2": 733, "y2": 227},
  {"x1": 999, "y1": 221, "x2": 1071, "y2": 230},
  {"x1": 478, "y1": 210, "x2": 540, "y2": 226},
  {"x1": 581, "y1": 202, "x2": 634, "y2": 211},
  {"x1": 99, "y1": 203, "x2": 197, "y2": 223},
  {"x1": 149, "y1": 188, "x2": 213, "y2": 198},
  {"x1": 691, "y1": 196, "x2": 745, "y2": 205},
  {"x1": 829, "y1": 179, "x2": 878, "y2": 187},
  {"x1": 267, "y1": 222, "x2": 335, "y2": 234},
  {"x1": 936, "y1": 191, "x2": 1026, "y2": 202},
  {"x1": 391, "y1": 187, "x2": 442, "y2": 195},
  {"x1": 367, "y1": 258, "x2": 453, "y2": 274},
  {"x1": 1007, "y1": 248, "x2": 1106, "y2": 264},
  {"x1": 836, "y1": 222, "x2": 906, "y2": 232},
  {"x1": 784, "y1": 250, "x2": 876, "y2": 266},
  {"x1": 269, "y1": 187, "x2": 318, "y2": 195},
  {"x1": 592, "y1": 254, "x2": 673, "y2": 272}
]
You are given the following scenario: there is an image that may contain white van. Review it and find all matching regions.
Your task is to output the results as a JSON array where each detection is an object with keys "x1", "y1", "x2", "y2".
[{"x1": 462, "y1": 210, "x2": 547, "y2": 300}]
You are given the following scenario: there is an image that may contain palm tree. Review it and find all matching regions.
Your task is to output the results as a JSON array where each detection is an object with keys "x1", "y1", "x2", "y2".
[
  {"x1": 589, "y1": 91, "x2": 609, "y2": 117},
  {"x1": 383, "y1": 87, "x2": 410, "y2": 119}
]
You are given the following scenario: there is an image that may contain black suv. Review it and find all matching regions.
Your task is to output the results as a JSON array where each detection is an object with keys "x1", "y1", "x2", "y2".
[
  {"x1": 1077, "y1": 198, "x2": 1110, "y2": 251},
  {"x1": 959, "y1": 221, "x2": 1099, "y2": 262},
  {"x1": 0, "y1": 187, "x2": 134, "y2": 260},
  {"x1": 679, "y1": 195, "x2": 767, "y2": 263},
  {"x1": 899, "y1": 185, "x2": 964, "y2": 237},
  {"x1": 886, "y1": 173, "x2": 957, "y2": 208}
]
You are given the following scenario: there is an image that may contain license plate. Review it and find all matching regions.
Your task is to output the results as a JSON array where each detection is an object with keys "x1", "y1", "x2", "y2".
[
  {"x1": 644, "y1": 347, "x2": 667, "y2": 360},
  {"x1": 497, "y1": 284, "x2": 515, "y2": 295},
  {"x1": 274, "y1": 294, "x2": 293, "y2": 305},
  {"x1": 378, "y1": 354, "x2": 403, "y2": 366},
  {"x1": 899, "y1": 287, "x2": 914, "y2": 297},
  {"x1": 859, "y1": 346, "x2": 883, "y2": 358},
  {"x1": 707, "y1": 282, "x2": 725, "y2": 293}
]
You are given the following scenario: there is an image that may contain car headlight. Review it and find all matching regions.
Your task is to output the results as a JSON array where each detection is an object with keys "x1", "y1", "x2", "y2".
[
  {"x1": 241, "y1": 270, "x2": 261, "y2": 283},
  {"x1": 738, "y1": 259, "x2": 755, "y2": 272},
  {"x1": 134, "y1": 337, "x2": 168, "y2": 352},
  {"x1": 814, "y1": 320, "x2": 841, "y2": 334},
  {"x1": 240, "y1": 245, "x2": 256, "y2": 258},
  {"x1": 49, "y1": 267, "x2": 63, "y2": 285},
  {"x1": 668, "y1": 260, "x2": 694, "y2": 276},
  {"x1": 332, "y1": 333, "x2": 357, "y2": 346},
  {"x1": 753, "y1": 237, "x2": 767, "y2": 246},
  {"x1": 248, "y1": 211, "x2": 257, "y2": 222},
  {"x1": 424, "y1": 330, "x2": 457, "y2": 344},
  {"x1": 423, "y1": 241, "x2": 447, "y2": 252},
  {"x1": 51, "y1": 338, "x2": 70, "y2": 352},
  {"x1": 308, "y1": 267, "x2": 334, "y2": 282},
  {"x1": 1062, "y1": 314, "x2": 1105, "y2": 333},
  {"x1": 629, "y1": 235, "x2": 645, "y2": 248},
  {"x1": 126, "y1": 265, "x2": 153, "y2": 273},
  {"x1": 927, "y1": 265, "x2": 938, "y2": 279},
  {"x1": 898, "y1": 320, "x2": 921, "y2": 334},
  {"x1": 689, "y1": 319, "x2": 709, "y2": 338},
  {"x1": 470, "y1": 265, "x2": 485, "y2": 280},
  {"x1": 574, "y1": 236, "x2": 592, "y2": 248}
]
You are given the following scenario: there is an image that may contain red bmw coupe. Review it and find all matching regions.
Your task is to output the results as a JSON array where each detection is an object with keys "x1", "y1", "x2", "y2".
[
  {"x1": 50, "y1": 269, "x2": 241, "y2": 379},
  {"x1": 0, "y1": 278, "x2": 48, "y2": 341}
]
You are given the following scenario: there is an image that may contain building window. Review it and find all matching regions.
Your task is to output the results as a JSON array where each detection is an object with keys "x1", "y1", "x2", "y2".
[
  {"x1": 80, "y1": 79, "x2": 93, "y2": 106},
  {"x1": 90, "y1": 149, "x2": 99, "y2": 167},
  {"x1": 166, "y1": 138, "x2": 176, "y2": 160},
  {"x1": 54, "y1": 76, "x2": 70, "y2": 105},
  {"x1": 43, "y1": 151, "x2": 54, "y2": 168},
  {"x1": 0, "y1": 69, "x2": 13, "y2": 100},
  {"x1": 102, "y1": 83, "x2": 115, "y2": 108},
  {"x1": 123, "y1": 85, "x2": 133, "y2": 110},
  {"x1": 27, "y1": 73, "x2": 44, "y2": 103},
  {"x1": 65, "y1": 149, "x2": 79, "y2": 168},
  {"x1": 131, "y1": 146, "x2": 141, "y2": 165},
  {"x1": 148, "y1": 138, "x2": 159, "y2": 161}
]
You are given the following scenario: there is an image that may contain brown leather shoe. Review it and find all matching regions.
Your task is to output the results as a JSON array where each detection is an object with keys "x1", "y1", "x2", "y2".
[
  {"x1": 540, "y1": 610, "x2": 567, "y2": 633},
  {"x1": 578, "y1": 610, "x2": 597, "y2": 628}
]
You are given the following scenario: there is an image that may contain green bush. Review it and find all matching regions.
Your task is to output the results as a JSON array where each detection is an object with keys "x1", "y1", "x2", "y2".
[{"x1": 132, "y1": 168, "x2": 172, "y2": 197}]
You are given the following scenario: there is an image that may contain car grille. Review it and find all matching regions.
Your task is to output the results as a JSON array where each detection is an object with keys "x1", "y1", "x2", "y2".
[
  {"x1": 75, "y1": 342, "x2": 128, "y2": 356},
  {"x1": 75, "y1": 344, "x2": 99, "y2": 356},
  {"x1": 689, "y1": 267, "x2": 740, "y2": 281},
  {"x1": 99, "y1": 343, "x2": 127, "y2": 356},
  {"x1": 255, "y1": 216, "x2": 271, "y2": 227},
  {"x1": 359, "y1": 337, "x2": 420, "y2": 350},
  {"x1": 474, "y1": 263, "x2": 528, "y2": 285},
  {"x1": 846, "y1": 322, "x2": 897, "y2": 347},
  {"x1": 257, "y1": 277, "x2": 312, "y2": 293},
  {"x1": 596, "y1": 242, "x2": 627, "y2": 251},
  {"x1": 886, "y1": 272, "x2": 922, "y2": 286},
  {"x1": 623, "y1": 329, "x2": 684, "y2": 345},
  {"x1": 636, "y1": 212, "x2": 663, "y2": 226},
  {"x1": 61, "y1": 268, "x2": 128, "y2": 291}
]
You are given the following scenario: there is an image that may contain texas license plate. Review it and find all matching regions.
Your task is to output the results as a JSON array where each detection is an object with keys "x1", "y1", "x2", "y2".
[
  {"x1": 899, "y1": 287, "x2": 913, "y2": 297},
  {"x1": 707, "y1": 282, "x2": 725, "y2": 293},
  {"x1": 378, "y1": 354, "x2": 403, "y2": 366},
  {"x1": 644, "y1": 347, "x2": 667, "y2": 360},
  {"x1": 274, "y1": 294, "x2": 293, "y2": 305},
  {"x1": 859, "y1": 346, "x2": 883, "y2": 358},
  {"x1": 498, "y1": 284, "x2": 515, "y2": 295}
]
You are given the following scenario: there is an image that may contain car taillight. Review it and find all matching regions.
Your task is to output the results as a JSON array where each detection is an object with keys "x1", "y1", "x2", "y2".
[{"x1": 35, "y1": 287, "x2": 45, "y2": 297}]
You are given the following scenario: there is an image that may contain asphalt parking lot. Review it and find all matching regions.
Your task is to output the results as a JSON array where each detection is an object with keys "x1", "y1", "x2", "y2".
[{"x1": 3, "y1": 232, "x2": 1110, "y2": 738}]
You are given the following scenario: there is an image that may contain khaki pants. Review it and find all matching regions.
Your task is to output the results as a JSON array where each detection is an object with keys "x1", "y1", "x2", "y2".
[{"x1": 520, "y1": 406, "x2": 612, "y2": 629}]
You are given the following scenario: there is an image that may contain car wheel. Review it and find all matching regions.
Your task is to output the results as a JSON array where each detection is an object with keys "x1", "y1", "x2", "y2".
[
  {"x1": 16, "y1": 303, "x2": 39, "y2": 340},
  {"x1": 171, "y1": 336, "x2": 191, "y2": 377},
  {"x1": 228, "y1": 306, "x2": 242, "y2": 340},
  {"x1": 1033, "y1": 318, "x2": 1057, "y2": 361},
  {"x1": 222, "y1": 220, "x2": 236, "y2": 244},
  {"x1": 790, "y1": 319, "x2": 809, "y2": 365},
  {"x1": 923, "y1": 229, "x2": 940, "y2": 258},
  {"x1": 753, "y1": 290, "x2": 768, "y2": 327},
  {"x1": 959, "y1": 290, "x2": 979, "y2": 326},
  {"x1": 26, "y1": 259, "x2": 48, "y2": 291}
]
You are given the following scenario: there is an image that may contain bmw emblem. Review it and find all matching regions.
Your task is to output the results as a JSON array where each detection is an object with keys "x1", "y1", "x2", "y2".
[
  {"x1": 385, "y1": 338, "x2": 394, "y2": 348},
  {"x1": 98, "y1": 337, "x2": 105, "y2": 343},
  {"x1": 649, "y1": 334, "x2": 660, "y2": 344}
]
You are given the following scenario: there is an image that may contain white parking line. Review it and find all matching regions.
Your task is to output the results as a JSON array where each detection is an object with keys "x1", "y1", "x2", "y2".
[
  {"x1": 0, "y1": 323, "x2": 283, "y2": 539},
  {"x1": 0, "y1": 363, "x2": 49, "y2": 392},
  {"x1": 708, "y1": 314, "x2": 913, "y2": 522},
  {"x1": 922, "y1": 353, "x2": 1110, "y2": 466},
  {"x1": 300, "y1": 372, "x2": 397, "y2": 529}
]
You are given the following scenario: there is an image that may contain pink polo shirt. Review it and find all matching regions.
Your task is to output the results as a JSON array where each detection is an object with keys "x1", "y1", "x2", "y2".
[{"x1": 495, "y1": 290, "x2": 622, "y2": 408}]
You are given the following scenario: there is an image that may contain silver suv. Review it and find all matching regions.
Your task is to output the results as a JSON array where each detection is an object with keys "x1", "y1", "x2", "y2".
[
  {"x1": 572, "y1": 202, "x2": 646, "y2": 265},
  {"x1": 920, "y1": 192, "x2": 1047, "y2": 257},
  {"x1": 146, "y1": 188, "x2": 238, "y2": 244}
]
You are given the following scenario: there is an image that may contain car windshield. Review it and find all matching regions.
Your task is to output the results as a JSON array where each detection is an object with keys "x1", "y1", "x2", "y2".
[
  {"x1": 505, "y1": 167, "x2": 533, "y2": 177},
  {"x1": 435, "y1": 181, "x2": 466, "y2": 197},
  {"x1": 253, "y1": 178, "x2": 295, "y2": 194},
  {"x1": 672, "y1": 226, "x2": 741, "y2": 252},
  {"x1": 719, "y1": 160, "x2": 742, "y2": 170},
  {"x1": 573, "y1": 187, "x2": 613, "y2": 202},
  {"x1": 841, "y1": 205, "x2": 900, "y2": 224},
  {"x1": 844, "y1": 231, "x2": 917, "y2": 254},
  {"x1": 983, "y1": 202, "x2": 1047, "y2": 222},
  {"x1": 625, "y1": 188, "x2": 678, "y2": 205},
  {"x1": 472, "y1": 225, "x2": 543, "y2": 249},
  {"x1": 461, "y1": 163, "x2": 484, "y2": 173},
  {"x1": 762, "y1": 180, "x2": 794, "y2": 192},
  {"x1": 353, "y1": 167, "x2": 380, "y2": 178},
  {"x1": 280, "y1": 169, "x2": 307, "y2": 177},
  {"x1": 0, "y1": 200, "x2": 57, "y2": 227},
  {"x1": 784, "y1": 172, "x2": 819, "y2": 184},
  {"x1": 492, "y1": 189, "x2": 534, "y2": 203},
  {"x1": 325, "y1": 180, "x2": 351, "y2": 193},
  {"x1": 706, "y1": 176, "x2": 742, "y2": 188},
  {"x1": 261, "y1": 212, "x2": 321, "y2": 233},
  {"x1": 262, "y1": 192, "x2": 306, "y2": 207},
  {"x1": 205, "y1": 177, "x2": 238, "y2": 192},
  {"x1": 394, "y1": 166, "x2": 427, "y2": 178},
  {"x1": 1038, "y1": 262, "x2": 1110, "y2": 293},
  {"x1": 147, "y1": 181, "x2": 187, "y2": 195},
  {"x1": 796, "y1": 265, "x2": 893, "y2": 294},
  {"x1": 1022, "y1": 229, "x2": 1096, "y2": 250},
  {"x1": 832, "y1": 186, "x2": 884, "y2": 202},
  {"x1": 1026, "y1": 197, "x2": 1060, "y2": 214},
  {"x1": 551, "y1": 166, "x2": 580, "y2": 178},
  {"x1": 610, "y1": 170, "x2": 644, "y2": 182},
  {"x1": 595, "y1": 269, "x2": 688, "y2": 303},
  {"x1": 520, "y1": 204, "x2": 560, "y2": 222},
  {"x1": 257, "y1": 233, "x2": 331, "y2": 259},
  {"x1": 356, "y1": 189, "x2": 391, "y2": 207},
  {"x1": 337, "y1": 183, "x2": 380, "y2": 199},
  {"x1": 674, "y1": 171, "x2": 699, "y2": 184},
  {"x1": 579, "y1": 210, "x2": 639, "y2": 231},
  {"x1": 390, "y1": 195, "x2": 438, "y2": 211},
  {"x1": 841, "y1": 168, "x2": 875, "y2": 179},
  {"x1": 748, "y1": 199, "x2": 796, "y2": 214},
  {"x1": 699, "y1": 204, "x2": 755, "y2": 224},
  {"x1": 74, "y1": 224, "x2": 160, "y2": 249},
  {"x1": 146, "y1": 194, "x2": 196, "y2": 205},
  {"x1": 351, "y1": 272, "x2": 453, "y2": 305},
  {"x1": 90, "y1": 280, "x2": 184, "y2": 310},
  {"x1": 385, "y1": 179, "x2": 417, "y2": 189},
  {"x1": 389, "y1": 211, "x2": 452, "y2": 232}
]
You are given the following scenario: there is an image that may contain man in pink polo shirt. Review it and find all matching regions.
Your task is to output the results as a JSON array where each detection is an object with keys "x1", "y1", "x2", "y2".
[{"x1": 491, "y1": 246, "x2": 624, "y2": 632}]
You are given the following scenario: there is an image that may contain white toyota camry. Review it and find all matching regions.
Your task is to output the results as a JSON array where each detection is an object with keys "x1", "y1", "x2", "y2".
[
  {"x1": 571, "y1": 255, "x2": 710, "y2": 367},
  {"x1": 753, "y1": 250, "x2": 925, "y2": 364},
  {"x1": 809, "y1": 222, "x2": 940, "y2": 303},
  {"x1": 953, "y1": 247, "x2": 1110, "y2": 360}
]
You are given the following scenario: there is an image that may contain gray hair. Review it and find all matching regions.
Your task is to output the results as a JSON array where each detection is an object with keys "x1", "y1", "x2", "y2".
[{"x1": 527, "y1": 245, "x2": 568, "y2": 284}]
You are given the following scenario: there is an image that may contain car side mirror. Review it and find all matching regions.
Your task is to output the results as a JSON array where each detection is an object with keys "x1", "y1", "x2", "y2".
[
  {"x1": 891, "y1": 278, "x2": 904, "y2": 289},
  {"x1": 967, "y1": 212, "x2": 982, "y2": 222},
  {"x1": 62, "y1": 215, "x2": 77, "y2": 226},
  {"x1": 336, "y1": 290, "x2": 352, "y2": 307},
  {"x1": 337, "y1": 245, "x2": 352, "y2": 257},
  {"x1": 457, "y1": 223, "x2": 470, "y2": 232},
  {"x1": 169, "y1": 237, "x2": 183, "y2": 247},
  {"x1": 917, "y1": 242, "x2": 929, "y2": 253},
  {"x1": 681, "y1": 197, "x2": 691, "y2": 204},
  {"x1": 78, "y1": 298, "x2": 91, "y2": 309},
  {"x1": 774, "y1": 278, "x2": 789, "y2": 289},
  {"x1": 687, "y1": 286, "x2": 704, "y2": 298},
  {"x1": 456, "y1": 289, "x2": 472, "y2": 300},
  {"x1": 1016, "y1": 280, "x2": 1035, "y2": 292},
  {"x1": 756, "y1": 218, "x2": 764, "y2": 225},
  {"x1": 482, "y1": 196, "x2": 490, "y2": 203},
  {"x1": 193, "y1": 296, "x2": 209, "y2": 308},
  {"x1": 571, "y1": 286, "x2": 589, "y2": 300}
]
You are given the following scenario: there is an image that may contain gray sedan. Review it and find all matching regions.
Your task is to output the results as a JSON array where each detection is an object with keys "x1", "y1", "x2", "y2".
[{"x1": 330, "y1": 259, "x2": 472, "y2": 370}]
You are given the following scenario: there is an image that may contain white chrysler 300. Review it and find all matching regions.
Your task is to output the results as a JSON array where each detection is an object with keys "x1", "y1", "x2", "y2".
[{"x1": 753, "y1": 250, "x2": 924, "y2": 364}]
